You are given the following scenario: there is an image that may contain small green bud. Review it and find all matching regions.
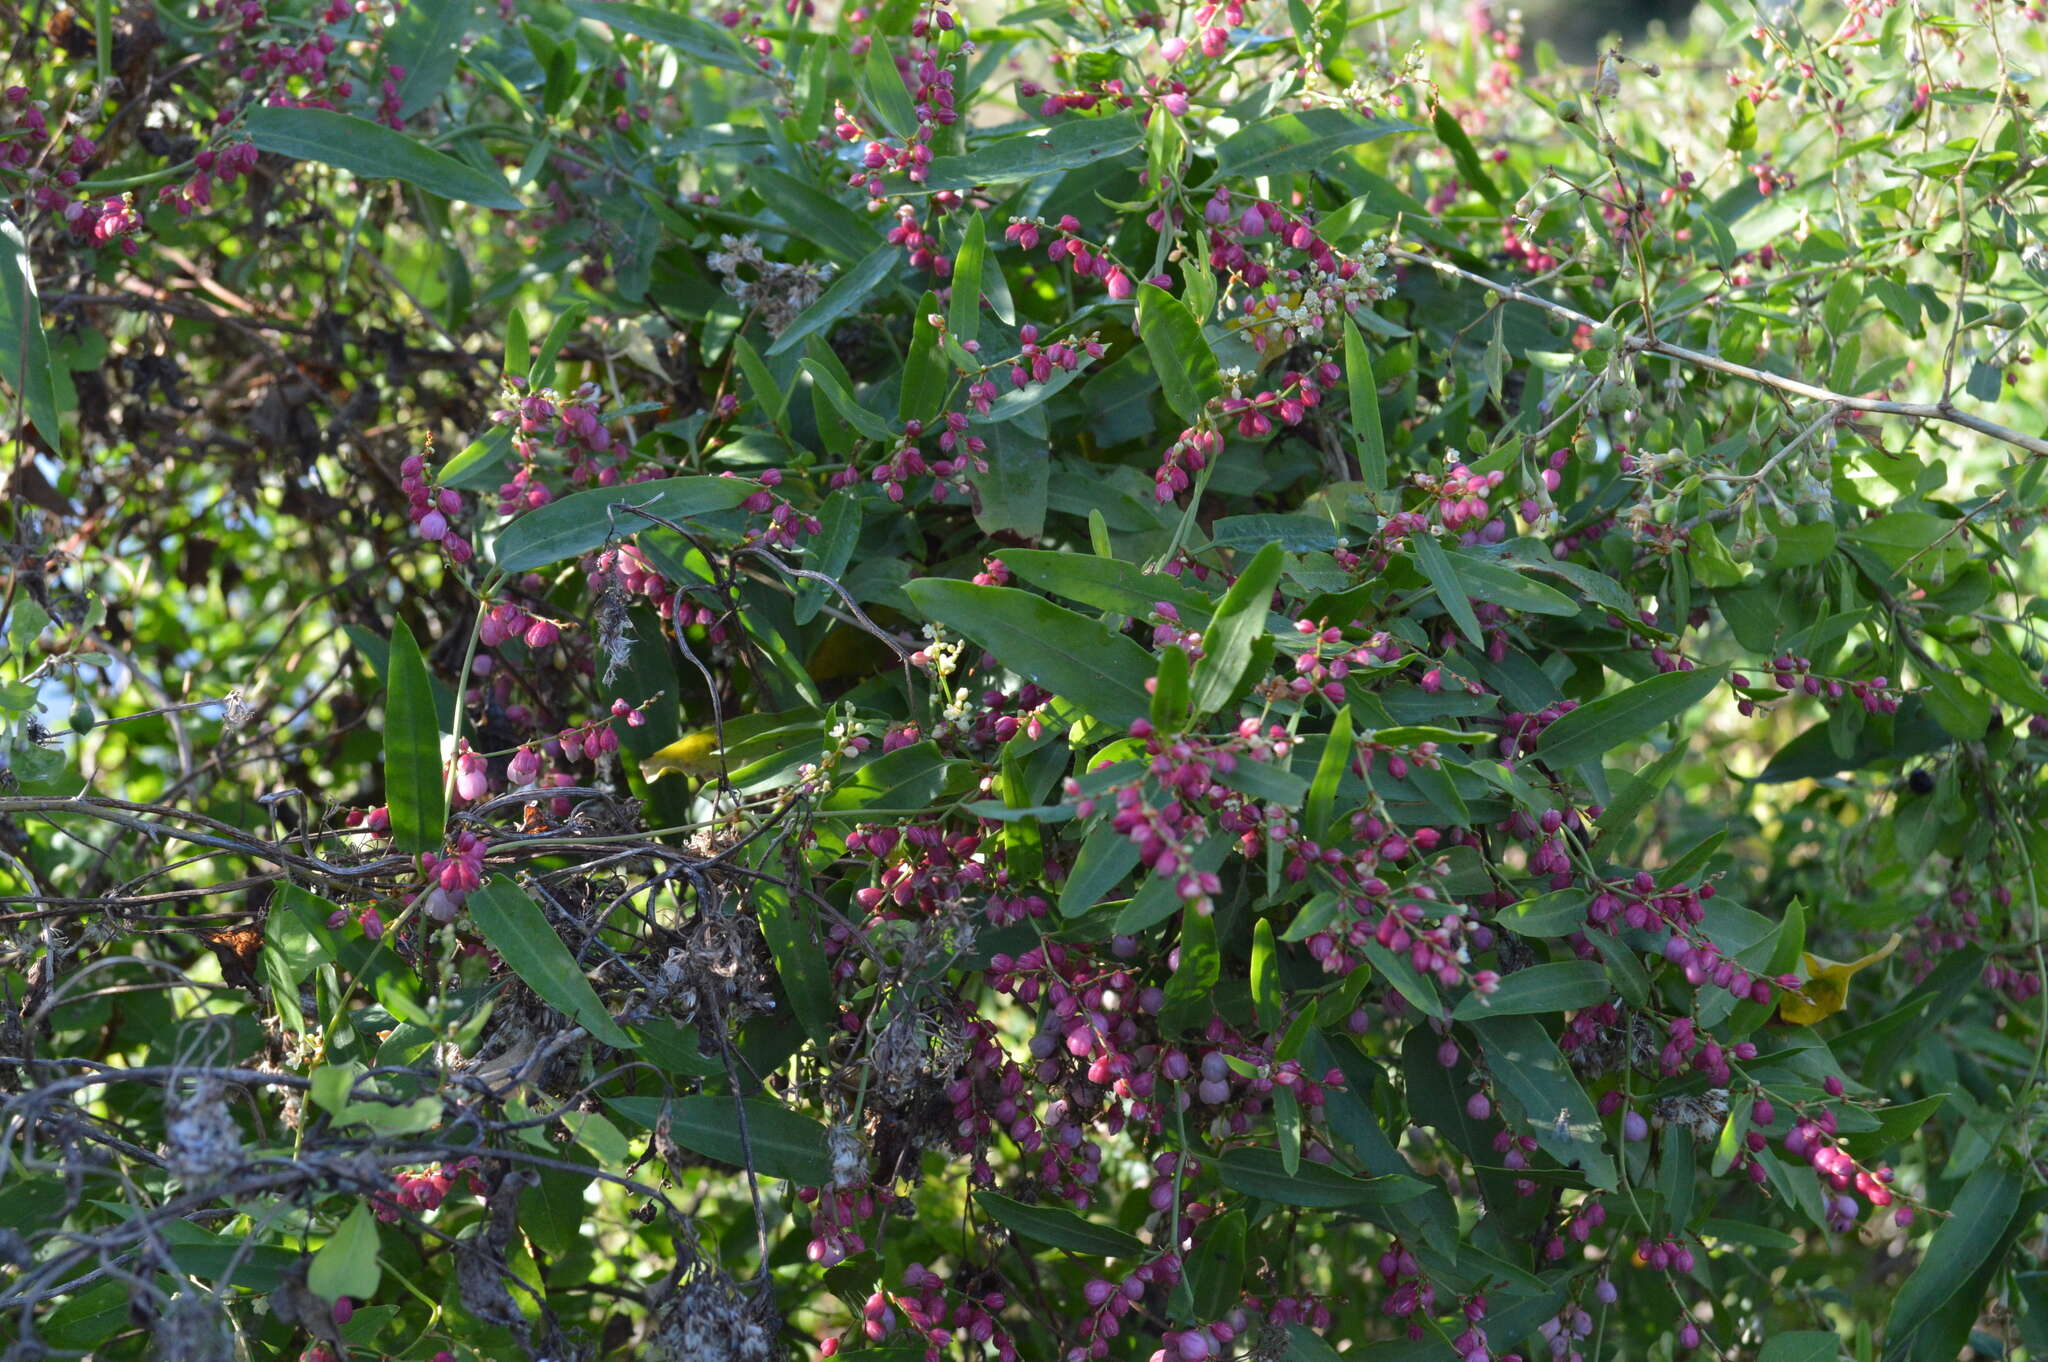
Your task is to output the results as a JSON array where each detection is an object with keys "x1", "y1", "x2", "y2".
[
  {"x1": 68, "y1": 700, "x2": 95, "y2": 735},
  {"x1": 1994, "y1": 301, "x2": 2026, "y2": 330},
  {"x1": 1588, "y1": 322, "x2": 1619, "y2": 351},
  {"x1": 1556, "y1": 99, "x2": 1581, "y2": 123}
]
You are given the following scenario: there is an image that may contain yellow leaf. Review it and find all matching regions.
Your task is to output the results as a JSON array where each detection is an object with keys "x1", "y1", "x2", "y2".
[
  {"x1": 638, "y1": 729, "x2": 723, "y2": 783},
  {"x1": 1777, "y1": 933, "x2": 1901, "y2": 1026}
]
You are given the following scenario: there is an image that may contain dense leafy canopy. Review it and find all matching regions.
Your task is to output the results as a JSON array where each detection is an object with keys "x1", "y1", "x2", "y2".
[{"x1": 3, "y1": 1, "x2": 2048, "y2": 1361}]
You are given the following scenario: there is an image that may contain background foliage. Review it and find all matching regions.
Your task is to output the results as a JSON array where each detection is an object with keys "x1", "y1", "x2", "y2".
[{"x1": 2, "y1": 0, "x2": 2048, "y2": 1360}]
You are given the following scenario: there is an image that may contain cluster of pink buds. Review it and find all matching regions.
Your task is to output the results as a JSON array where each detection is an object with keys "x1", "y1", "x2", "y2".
[
  {"x1": 1153, "y1": 424, "x2": 1225, "y2": 501},
  {"x1": 1, "y1": 87, "x2": 46, "y2": 169},
  {"x1": 493, "y1": 381, "x2": 626, "y2": 487},
  {"x1": 841, "y1": 27, "x2": 957, "y2": 194},
  {"x1": 478, "y1": 599, "x2": 562, "y2": 652},
  {"x1": 1517, "y1": 449, "x2": 1571, "y2": 521},
  {"x1": 1005, "y1": 323, "x2": 1105, "y2": 392},
  {"x1": 371, "y1": 1158, "x2": 483, "y2": 1222},
  {"x1": 1376, "y1": 1243, "x2": 1436, "y2": 1337},
  {"x1": 1425, "y1": 459, "x2": 1508, "y2": 541},
  {"x1": 160, "y1": 141, "x2": 262, "y2": 217},
  {"x1": 1287, "y1": 619, "x2": 1379, "y2": 705},
  {"x1": 1494, "y1": 700, "x2": 1581, "y2": 759},
  {"x1": 1151, "y1": 1308, "x2": 1245, "y2": 1362},
  {"x1": 1074, "y1": 1244, "x2": 1188, "y2": 1357},
  {"x1": 1007, "y1": 215, "x2": 1167, "y2": 302},
  {"x1": 588, "y1": 543, "x2": 711, "y2": 628},
  {"x1": 400, "y1": 453, "x2": 474, "y2": 561},
  {"x1": 417, "y1": 833, "x2": 489, "y2": 923},
  {"x1": 885, "y1": 1262, "x2": 1016, "y2": 1360},
  {"x1": 796, "y1": 1181, "x2": 904, "y2": 1267},
  {"x1": 1781, "y1": 1096, "x2": 1901, "y2": 1229},
  {"x1": 1536, "y1": 1301, "x2": 1597, "y2": 1362},
  {"x1": 61, "y1": 195, "x2": 142, "y2": 254},
  {"x1": 1218, "y1": 364, "x2": 1334, "y2": 440},
  {"x1": 1733, "y1": 658, "x2": 1900, "y2": 716}
]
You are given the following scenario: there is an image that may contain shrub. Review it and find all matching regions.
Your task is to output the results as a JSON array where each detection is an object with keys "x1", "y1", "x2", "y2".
[{"x1": 1, "y1": 1, "x2": 2045, "y2": 1360}]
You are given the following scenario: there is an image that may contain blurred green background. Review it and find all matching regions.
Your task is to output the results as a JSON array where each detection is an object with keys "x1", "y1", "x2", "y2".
[{"x1": 1513, "y1": 0, "x2": 1695, "y2": 57}]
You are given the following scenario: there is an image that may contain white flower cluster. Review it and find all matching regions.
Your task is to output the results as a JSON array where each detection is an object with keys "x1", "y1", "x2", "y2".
[{"x1": 1239, "y1": 244, "x2": 1393, "y2": 351}]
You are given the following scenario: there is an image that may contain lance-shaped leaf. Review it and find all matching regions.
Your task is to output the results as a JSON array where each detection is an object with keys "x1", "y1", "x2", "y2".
[
  {"x1": 246, "y1": 107, "x2": 521, "y2": 209},
  {"x1": 1137, "y1": 284, "x2": 1221, "y2": 425},
  {"x1": 903, "y1": 579, "x2": 1153, "y2": 727},
  {"x1": 467, "y1": 877, "x2": 637, "y2": 1049}
]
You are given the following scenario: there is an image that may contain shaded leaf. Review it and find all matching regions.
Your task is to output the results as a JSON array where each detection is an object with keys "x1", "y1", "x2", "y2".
[
  {"x1": 246, "y1": 107, "x2": 521, "y2": 209},
  {"x1": 492, "y1": 477, "x2": 752, "y2": 572},
  {"x1": 973, "y1": 1191, "x2": 1145, "y2": 1257},
  {"x1": 467, "y1": 877, "x2": 638, "y2": 1049},
  {"x1": 902, "y1": 579, "x2": 1154, "y2": 726}
]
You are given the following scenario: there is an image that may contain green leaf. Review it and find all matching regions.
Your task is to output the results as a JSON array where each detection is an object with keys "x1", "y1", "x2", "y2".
[
  {"x1": 531, "y1": 302, "x2": 589, "y2": 387},
  {"x1": 1152, "y1": 643, "x2": 1191, "y2": 731},
  {"x1": 794, "y1": 489, "x2": 860, "y2": 625},
  {"x1": 1137, "y1": 283, "x2": 1222, "y2": 425},
  {"x1": 1593, "y1": 743, "x2": 1687, "y2": 838},
  {"x1": 1189, "y1": 541, "x2": 1283, "y2": 716},
  {"x1": 382, "y1": 621, "x2": 445, "y2": 855},
  {"x1": 1759, "y1": 1332, "x2": 1842, "y2": 1362},
  {"x1": 1452, "y1": 961, "x2": 1611, "y2": 1020},
  {"x1": 902, "y1": 579, "x2": 1154, "y2": 727},
  {"x1": 1497, "y1": 891, "x2": 1590, "y2": 937},
  {"x1": 747, "y1": 166, "x2": 877, "y2": 263},
  {"x1": 245, "y1": 107, "x2": 521, "y2": 209},
  {"x1": 972, "y1": 1191, "x2": 1146, "y2": 1257},
  {"x1": 0, "y1": 215, "x2": 62, "y2": 449},
  {"x1": 1922, "y1": 671, "x2": 1991, "y2": 740},
  {"x1": 767, "y1": 242, "x2": 898, "y2": 357},
  {"x1": 308, "y1": 1202, "x2": 382, "y2": 1302},
  {"x1": 491, "y1": 476, "x2": 752, "y2": 572},
  {"x1": 387, "y1": 0, "x2": 470, "y2": 118},
  {"x1": 1431, "y1": 107, "x2": 1503, "y2": 207},
  {"x1": 1251, "y1": 919, "x2": 1281, "y2": 1031},
  {"x1": 1185, "y1": 1211, "x2": 1247, "y2": 1319},
  {"x1": 565, "y1": 0, "x2": 758, "y2": 72},
  {"x1": 607, "y1": 1095, "x2": 831, "y2": 1182},
  {"x1": 1536, "y1": 665, "x2": 1729, "y2": 770},
  {"x1": 804, "y1": 356, "x2": 899, "y2": 442},
  {"x1": 1882, "y1": 1162, "x2": 2023, "y2": 1362},
  {"x1": 1468, "y1": 1014, "x2": 1616, "y2": 1188},
  {"x1": 1411, "y1": 537, "x2": 1482, "y2": 647},
  {"x1": 899, "y1": 292, "x2": 948, "y2": 420},
  {"x1": 1216, "y1": 1147, "x2": 1426, "y2": 1207},
  {"x1": 1286, "y1": 1324, "x2": 1348, "y2": 1362},
  {"x1": 862, "y1": 41, "x2": 917, "y2": 139},
  {"x1": 922, "y1": 114, "x2": 1144, "y2": 192},
  {"x1": 1117, "y1": 835, "x2": 1230, "y2": 934},
  {"x1": 1305, "y1": 707, "x2": 1353, "y2": 842},
  {"x1": 1161, "y1": 905, "x2": 1220, "y2": 1031},
  {"x1": 1727, "y1": 95, "x2": 1759, "y2": 151},
  {"x1": 466, "y1": 876, "x2": 638, "y2": 1049},
  {"x1": 999, "y1": 548, "x2": 1212, "y2": 620},
  {"x1": 1343, "y1": 320, "x2": 1386, "y2": 491},
  {"x1": 754, "y1": 885, "x2": 835, "y2": 1044},
  {"x1": 1207, "y1": 110, "x2": 1414, "y2": 182},
  {"x1": 1062, "y1": 820, "x2": 1143, "y2": 917},
  {"x1": 1841, "y1": 1094, "x2": 1947, "y2": 1162},
  {"x1": 733, "y1": 334, "x2": 790, "y2": 432},
  {"x1": 949, "y1": 213, "x2": 988, "y2": 345},
  {"x1": 1444, "y1": 551, "x2": 1579, "y2": 616},
  {"x1": 1361, "y1": 939, "x2": 1446, "y2": 1020}
]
